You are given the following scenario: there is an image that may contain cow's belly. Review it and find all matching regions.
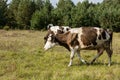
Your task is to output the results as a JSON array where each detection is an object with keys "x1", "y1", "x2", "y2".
[{"x1": 80, "y1": 44, "x2": 104, "y2": 50}]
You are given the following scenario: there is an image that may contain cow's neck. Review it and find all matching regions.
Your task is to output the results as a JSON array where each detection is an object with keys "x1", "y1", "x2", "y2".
[
  {"x1": 55, "y1": 32, "x2": 70, "y2": 51},
  {"x1": 55, "y1": 32, "x2": 69, "y2": 43}
]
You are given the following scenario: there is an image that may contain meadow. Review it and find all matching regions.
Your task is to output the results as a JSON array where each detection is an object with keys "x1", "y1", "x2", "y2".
[{"x1": 0, "y1": 30, "x2": 120, "y2": 80}]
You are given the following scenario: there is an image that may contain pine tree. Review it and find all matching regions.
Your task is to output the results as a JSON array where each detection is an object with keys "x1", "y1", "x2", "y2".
[
  {"x1": 30, "y1": 0, "x2": 53, "y2": 30},
  {"x1": 16, "y1": 0, "x2": 35, "y2": 29},
  {"x1": 52, "y1": 0, "x2": 74, "y2": 26},
  {"x1": 34, "y1": 0, "x2": 44, "y2": 10},
  {"x1": 0, "y1": 0, "x2": 8, "y2": 28},
  {"x1": 8, "y1": 0, "x2": 21, "y2": 29}
]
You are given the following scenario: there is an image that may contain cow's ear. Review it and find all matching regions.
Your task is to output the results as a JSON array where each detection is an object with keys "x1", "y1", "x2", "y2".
[
  {"x1": 47, "y1": 24, "x2": 53, "y2": 29},
  {"x1": 68, "y1": 33, "x2": 78, "y2": 44}
]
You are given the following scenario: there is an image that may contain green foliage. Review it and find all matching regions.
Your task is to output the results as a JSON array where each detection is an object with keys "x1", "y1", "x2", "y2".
[
  {"x1": 71, "y1": 1, "x2": 90, "y2": 27},
  {"x1": 31, "y1": 10, "x2": 45, "y2": 30},
  {"x1": 30, "y1": 0, "x2": 53, "y2": 30},
  {"x1": 0, "y1": 0, "x2": 8, "y2": 28},
  {"x1": 34, "y1": 0, "x2": 44, "y2": 10},
  {"x1": 97, "y1": 1, "x2": 120, "y2": 31},
  {"x1": 53, "y1": 0, "x2": 75, "y2": 26},
  {"x1": 16, "y1": 0, "x2": 35, "y2": 29},
  {"x1": 3, "y1": 25, "x2": 10, "y2": 31},
  {"x1": 8, "y1": 0, "x2": 21, "y2": 29}
]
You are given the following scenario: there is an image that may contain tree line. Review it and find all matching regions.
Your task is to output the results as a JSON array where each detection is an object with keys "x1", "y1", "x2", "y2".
[{"x1": 0, "y1": 0, "x2": 120, "y2": 31}]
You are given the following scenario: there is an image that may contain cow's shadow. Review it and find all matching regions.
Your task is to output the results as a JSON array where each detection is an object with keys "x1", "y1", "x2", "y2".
[{"x1": 74, "y1": 61, "x2": 120, "y2": 66}]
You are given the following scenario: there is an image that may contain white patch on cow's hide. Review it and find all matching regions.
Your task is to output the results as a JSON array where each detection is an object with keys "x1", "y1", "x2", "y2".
[
  {"x1": 50, "y1": 26, "x2": 62, "y2": 35},
  {"x1": 105, "y1": 31, "x2": 110, "y2": 40},
  {"x1": 50, "y1": 25, "x2": 71, "y2": 34},
  {"x1": 70, "y1": 28, "x2": 89, "y2": 48},
  {"x1": 78, "y1": 28, "x2": 87, "y2": 48},
  {"x1": 94, "y1": 27, "x2": 103, "y2": 45},
  {"x1": 62, "y1": 26, "x2": 71, "y2": 32},
  {"x1": 74, "y1": 46, "x2": 79, "y2": 50},
  {"x1": 69, "y1": 28, "x2": 80, "y2": 33},
  {"x1": 94, "y1": 27, "x2": 101, "y2": 38},
  {"x1": 70, "y1": 45, "x2": 79, "y2": 51},
  {"x1": 44, "y1": 34, "x2": 56, "y2": 50},
  {"x1": 94, "y1": 27, "x2": 110, "y2": 45}
]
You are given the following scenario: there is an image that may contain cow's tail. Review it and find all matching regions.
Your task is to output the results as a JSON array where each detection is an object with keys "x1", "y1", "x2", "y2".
[
  {"x1": 110, "y1": 34, "x2": 113, "y2": 51},
  {"x1": 107, "y1": 29, "x2": 113, "y2": 51}
]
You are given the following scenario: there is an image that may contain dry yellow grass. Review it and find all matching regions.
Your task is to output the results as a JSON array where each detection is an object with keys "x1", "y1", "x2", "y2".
[{"x1": 0, "y1": 30, "x2": 120, "y2": 80}]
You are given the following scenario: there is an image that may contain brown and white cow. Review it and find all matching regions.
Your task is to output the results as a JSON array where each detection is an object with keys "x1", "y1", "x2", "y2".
[{"x1": 44, "y1": 27, "x2": 113, "y2": 67}]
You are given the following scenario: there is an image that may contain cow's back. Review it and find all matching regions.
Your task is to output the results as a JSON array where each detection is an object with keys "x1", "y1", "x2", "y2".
[{"x1": 70, "y1": 27, "x2": 110, "y2": 49}]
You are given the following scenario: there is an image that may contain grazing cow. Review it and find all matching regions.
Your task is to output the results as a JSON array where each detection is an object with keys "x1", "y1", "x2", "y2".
[{"x1": 44, "y1": 27, "x2": 113, "y2": 67}]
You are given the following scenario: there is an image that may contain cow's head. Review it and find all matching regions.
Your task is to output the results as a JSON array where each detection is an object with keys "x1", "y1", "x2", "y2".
[
  {"x1": 44, "y1": 24, "x2": 71, "y2": 50},
  {"x1": 44, "y1": 30, "x2": 57, "y2": 51}
]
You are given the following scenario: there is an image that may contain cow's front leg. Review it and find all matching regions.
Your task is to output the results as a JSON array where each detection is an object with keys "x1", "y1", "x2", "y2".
[{"x1": 68, "y1": 49, "x2": 75, "y2": 67}]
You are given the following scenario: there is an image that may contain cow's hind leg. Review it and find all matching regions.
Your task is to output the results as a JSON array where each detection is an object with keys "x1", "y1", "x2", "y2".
[
  {"x1": 106, "y1": 48, "x2": 113, "y2": 66},
  {"x1": 90, "y1": 48, "x2": 104, "y2": 65},
  {"x1": 76, "y1": 50, "x2": 88, "y2": 64}
]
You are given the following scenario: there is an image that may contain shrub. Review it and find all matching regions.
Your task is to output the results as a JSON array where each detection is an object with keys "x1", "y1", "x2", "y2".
[{"x1": 3, "y1": 26, "x2": 10, "y2": 31}]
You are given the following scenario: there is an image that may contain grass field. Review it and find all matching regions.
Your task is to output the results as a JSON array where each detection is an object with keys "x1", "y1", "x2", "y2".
[{"x1": 0, "y1": 30, "x2": 120, "y2": 80}]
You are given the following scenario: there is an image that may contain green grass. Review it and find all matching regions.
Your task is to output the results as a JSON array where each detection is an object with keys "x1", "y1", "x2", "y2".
[{"x1": 0, "y1": 30, "x2": 120, "y2": 80}]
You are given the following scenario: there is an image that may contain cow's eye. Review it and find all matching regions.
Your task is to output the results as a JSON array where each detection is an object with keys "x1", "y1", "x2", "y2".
[{"x1": 67, "y1": 28, "x2": 69, "y2": 31}]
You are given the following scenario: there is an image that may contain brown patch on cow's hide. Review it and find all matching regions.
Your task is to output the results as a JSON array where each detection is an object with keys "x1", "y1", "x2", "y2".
[
  {"x1": 55, "y1": 40, "x2": 70, "y2": 51},
  {"x1": 81, "y1": 27, "x2": 97, "y2": 46},
  {"x1": 99, "y1": 29, "x2": 106, "y2": 39},
  {"x1": 55, "y1": 32, "x2": 79, "y2": 51},
  {"x1": 101, "y1": 30, "x2": 106, "y2": 39},
  {"x1": 55, "y1": 32, "x2": 69, "y2": 43},
  {"x1": 70, "y1": 34, "x2": 79, "y2": 47},
  {"x1": 55, "y1": 32, "x2": 71, "y2": 51},
  {"x1": 70, "y1": 39, "x2": 79, "y2": 48},
  {"x1": 98, "y1": 35, "x2": 102, "y2": 40},
  {"x1": 67, "y1": 33, "x2": 78, "y2": 44},
  {"x1": 57, "y1": 30, "x2": 64, "y2": 34}
]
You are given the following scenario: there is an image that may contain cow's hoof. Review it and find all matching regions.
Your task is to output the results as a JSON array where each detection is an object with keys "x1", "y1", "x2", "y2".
[
  {"x1": 85, "y1": 61, "x2": 89, "y2": 65},
  {"x1": 68, "y1": 64, "x2": 72, "y2": 67},
  {"x1": 108, "y1": 64, "x2": 111, "y2": 67}
]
